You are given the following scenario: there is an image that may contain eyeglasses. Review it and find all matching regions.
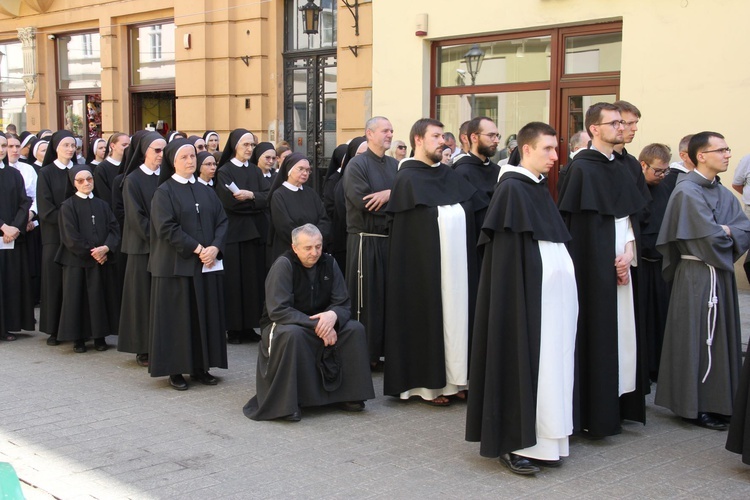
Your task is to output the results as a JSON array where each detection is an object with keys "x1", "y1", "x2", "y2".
[
  {"x1": 645, "y1": 163, "x2": 668, "y2": 176},
  {"x1": 75, "y1": 176, "x2": 94, "y2": 184},
  {"x1": 701, "y1": 147, "x2": 731, "y2": 155},
  {"x1": 149, "y1": 147, "x2": 164, "y2": 154},
  {"x1": 479, "y1": 133, "x2": 501, "y2": 140},
  {"x1": 594, "y1": 120, "x2": 626, "y2": 129},
  {"x1": 296, "y1": 166, "x2": 312, "y2": 173},
  {"x1": 196, "y1": 145, "x2": 206, "y2": 151},
  {"x1": 397, "y1": 145, "x2": 407, "y2": 150},
  {"x1": 239, "y1": 142, "x2": 255, "y2": 148}
]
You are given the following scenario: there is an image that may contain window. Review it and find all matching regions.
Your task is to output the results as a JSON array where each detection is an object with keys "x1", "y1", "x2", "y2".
[
  {"x1": 0, "y1": 41, "x2": 26, "y2": 131},
  {"x1": 57, "y1": 32, "x2": 102, "y2": 90},
  {"x1": 285, "y1": 0, "x2": 337, "y2": 52},
  {"x1": 432, "y1": 23, "x2": 622, "y2": 196},
  {"x1": 130, "y1": 22, "x2": 175, "y2": 86}
]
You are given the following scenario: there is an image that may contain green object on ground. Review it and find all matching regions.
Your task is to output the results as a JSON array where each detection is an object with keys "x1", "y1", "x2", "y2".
[{"x1": 0, "y1": 463, "x2": 24, "y2": 500}]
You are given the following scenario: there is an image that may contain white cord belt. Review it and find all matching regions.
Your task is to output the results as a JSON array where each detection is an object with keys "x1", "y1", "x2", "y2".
[
  {"x1": 681, "y1": 254, "x2": 718, "y2": 383},
  {"x1": 356, "y1": 232, "x2": 388, "y2": 321}
]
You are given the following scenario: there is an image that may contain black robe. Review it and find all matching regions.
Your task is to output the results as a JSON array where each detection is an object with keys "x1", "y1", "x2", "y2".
[
  {"x1": 639, "y1": 181, "x2": 671, "y2": 380},
  {"x1": 243, "y1": 251, "x2": 374, "y2": 420},
  {"x1": 341, "y1": 150, "x2": 398, "y2": 362},
  {"x1": 37, "y1": 163, "x2": 75, "y2": 335},
  {"x1": 216, "y1": 162, "x2": 269, "y2": 331},
  {"x1": 117, "y1": 169, "x2": 159, "y2": 354},
  {"x1": 557, "y1": 148, "x2": 648, "y2": 437},
  {"x1": 322, "y1": 170, "x2": 347, "y2": 273},
  {"x1": 148, "y1": 179, "x2": 229, "y2": 377},
  {"x1": 55, "y1": 195, "x2": 121, "y2": 340},
  {"x1": 452, "y1": 152, "x2": 500, "y2": 264},
  {"x1": 269, "y1": 185, "x2": 331, "y2": 261},
  {"x1": 0, "y1": 166, "x2": 35, "y2": 334},
  {"x1": 93, "y1": 159, "x2": 121, "y2": 207},
  {"x1": 383, "y1": 159, "x2": 478, "y2": 396},
  {"x1": 466, "y1": 169, "x2": 573, "y2": 458}
]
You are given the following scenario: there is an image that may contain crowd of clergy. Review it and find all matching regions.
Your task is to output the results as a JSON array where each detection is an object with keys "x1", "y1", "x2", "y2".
[{"x1": 3, "y1": 99, "x2": 750, "y2": 476}]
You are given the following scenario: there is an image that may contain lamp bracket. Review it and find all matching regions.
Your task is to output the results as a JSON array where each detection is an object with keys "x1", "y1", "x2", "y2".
[
  {"x1": 348, "y1": 45, "x2": 359, "y2": 57},
  {"x1": 342, "y1": 0, "x2": 359, "y2": 37},
  {"x1": 241, "y1": 55, "x2": 250, "y2": 66}
]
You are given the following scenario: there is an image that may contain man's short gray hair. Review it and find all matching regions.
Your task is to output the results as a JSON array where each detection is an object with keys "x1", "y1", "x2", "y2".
[
  {"x1": 291, "y1": 223, "x2": 322, "y2": 245},
  {"x1": 365, "y1": 116, "x2": 389, "y2": 132}
]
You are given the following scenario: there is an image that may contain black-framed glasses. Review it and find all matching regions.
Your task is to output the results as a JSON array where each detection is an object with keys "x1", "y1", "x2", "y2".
[
  {"x1": 196, "y1": 144, "x2": 207, "y2": 151},
  {"x1": 701, "y1": 147, "x2": 731, "y2": 155},
  {"x1": 149, "y1": 147, "x2": 164, "y2": 154},
  {"x1": 645, "y1": 163, "x2": 668, "y2": 176},
  {"x1": 594, "y1": 120, "x2": 626, "y2": 129}
]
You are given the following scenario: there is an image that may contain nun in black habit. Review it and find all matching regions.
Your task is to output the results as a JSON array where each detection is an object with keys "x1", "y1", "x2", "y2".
[
  {"x1": 268, "y1": 153, "x2": 331, "y2": 261},
  {"x1": 37, "y1": 130, "x2": 77, "y2": 344},
  {"x1": 322, "y1": 140, "x2": 362, "y2": 274},
  {"x1": 56, "y1": 165, "x2": 121, "y2": 352},
  {"x1": 194, "y1": 151, "x2": 217, "y2": 187},
  {"x1": 215, "y1": 129, "x2": 269, "y2": 343},
  {"x1": 148, "y1": 139, "x2": 228, "y2": 390},
  {"x1": 250, "y1": 141, "x2": 277, "y2": 182},
  {"x1": 0, "y1": 136, "x2": 35, "y2": 341},
  {"x1": 116, "y1": 131, "x2": 166, "y2": 366}
]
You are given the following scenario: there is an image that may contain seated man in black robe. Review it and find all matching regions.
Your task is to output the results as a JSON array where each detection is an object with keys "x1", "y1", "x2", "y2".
[{"x1": 243, "y1": 223, "x2": 375, "y2": 422}]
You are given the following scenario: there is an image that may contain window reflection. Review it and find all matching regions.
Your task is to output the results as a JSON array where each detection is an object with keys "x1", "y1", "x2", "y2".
[
  {"x1": 564, "y1": 33, "x2": 622, "y2": 74},
  {"x1": 286, "y1": 0, "x2": 337, "y2": 51},
  {"x1": 58, "y1": 33, "x2": 102, "y2": 90},
  {"x1": 131, "y1": 23, "x2": 176, "y2": 85},
  {"x1": 437, "y1": 90, "x2": 550, "y2": 146},
  {"x1": 437, "y1": 37, "x2": 551, "y2": 88},
  {"x1": 0, "y1": 42, "x2": 24, "y2": 93}
]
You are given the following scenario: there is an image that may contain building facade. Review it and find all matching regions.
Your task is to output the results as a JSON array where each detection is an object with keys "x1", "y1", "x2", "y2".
[{"x1": 0, "y1": 0, "x2": 373, "y2": 190}]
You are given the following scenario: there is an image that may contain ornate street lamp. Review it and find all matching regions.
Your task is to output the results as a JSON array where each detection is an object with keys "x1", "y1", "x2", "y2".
[
  {"x1": 464, "y1": 44, "x2": 485, "y2": 86},
  {"x1": 299, "y1": 0, "x2": 323, "y2": 35}
]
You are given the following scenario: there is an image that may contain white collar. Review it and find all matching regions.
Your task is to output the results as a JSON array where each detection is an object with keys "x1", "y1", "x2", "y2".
[
  {"x1": 197, "y1": 177, "x2": 213, "y2": 186},
  {"x1": 75, "y1": 192, "x2": 94, "y2": 199},
  {"x1": 230, "y1": 157, "x2": 248, "y2": 167},
  {"x1": 499, "y1": 164, "x2": 543, "y2": 183},
  {"x1": 172, "y1": 173, "x2": 195, "y2": 184},
  {"x1": 264, "y1": 172, "x2": 272, "y2": 177},
  {"x1": 283, "y1": 181, "x2": 302, "y2": 191},
  {"x1": 693, "y1": 169, "x2": 716, "y2": 183},
  {"x1": 34, "y1": 160, "x2": 43, "y2": 167},
  {"x1": 106, "y1": 157, "x2": 122, "y2": 166},
  {"x1": 54, "y1": 159, "x2": 74, "y2": 170},
  {"x1": 91, "y1": 160, "x2": 101, "y2": 166},
  {"x1": 589, "y1": 144, "x2": 615, "y2": 162},
  {"x1": 7, "y1": 161, "x2": 16, "y2": 169},
  {"x1": 570, "y1": 148, "x2": 584, "y2": 160},
  {"x1": 140, "y1": 164, "x2": 160, "y2": 176}
]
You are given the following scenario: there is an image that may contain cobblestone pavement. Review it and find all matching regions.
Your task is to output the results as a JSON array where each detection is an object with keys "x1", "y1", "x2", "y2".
[{"x1": 2, "y1": 294, "x2": 750, "y2": 499}]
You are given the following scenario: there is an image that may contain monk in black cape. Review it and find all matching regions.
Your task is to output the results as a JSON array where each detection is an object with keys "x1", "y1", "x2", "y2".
[
  {"x1": 383, "y1": 118, "x2": 478, "y2": 406},
  {"x1": 37, "y1": 130, "x2": 77, "y2": 345},
  {"x1": 557, "y1": 102, "x2": 648, "y2": 438},
  {"x1": 148, "y1": 139, "x2": 228, "y2": 391},
  {"x1": 466, "y1": 122, "x2": 577, "y2": 475},
  {"x1": 56, "y1": 165, "x2": 120, "y2": 353}
]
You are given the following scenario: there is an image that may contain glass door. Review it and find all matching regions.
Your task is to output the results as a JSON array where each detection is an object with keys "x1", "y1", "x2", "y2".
[
  {"x1": 552, "y1": 86, "x2": 618, "y2": 196},
  {"x1": 60, "y1": 93, "x2": 102, "y2": 159},
  {"x1": 283, "y1": 52, "x2": 337, "y2": 193}
]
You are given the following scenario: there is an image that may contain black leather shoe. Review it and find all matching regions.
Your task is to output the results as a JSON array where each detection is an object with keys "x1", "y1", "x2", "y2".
[
  {"x1": 46, "y1": 335, "x2": 60, "y2": 346},
  {"x1": 136, "y1": 353, "x2": 149, "y2": 367},
  {"x1": 499, "y1": 453, "x2": 540, "y2": 475},
  {"x1": 227, "y1": 331, "x2": 242, "y2": 344},
  {"x1": 685, "y1": 413, "x2": 727, "y2": 431},
  {"x1": 191, "y1": 372, "x2": 218, "y2": 385},
  {"x1": 337, "y1": 401, "x2": 365, "y2": 412},
  {"x1": 73, "y1": 341, "x2": 87, "y2": 353},
  {"x1": 94, "y1": 338, "x2": 108, "y2": 351},
  {"x1": 169, "y1": 375, "x2": 188, "y2": 391},
  {"x1": 284, "y1": 410, "x2": 302, "y2": 422},
  {"x1": 527, "y1": 457, "x2": 562, "y2": 468}
]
